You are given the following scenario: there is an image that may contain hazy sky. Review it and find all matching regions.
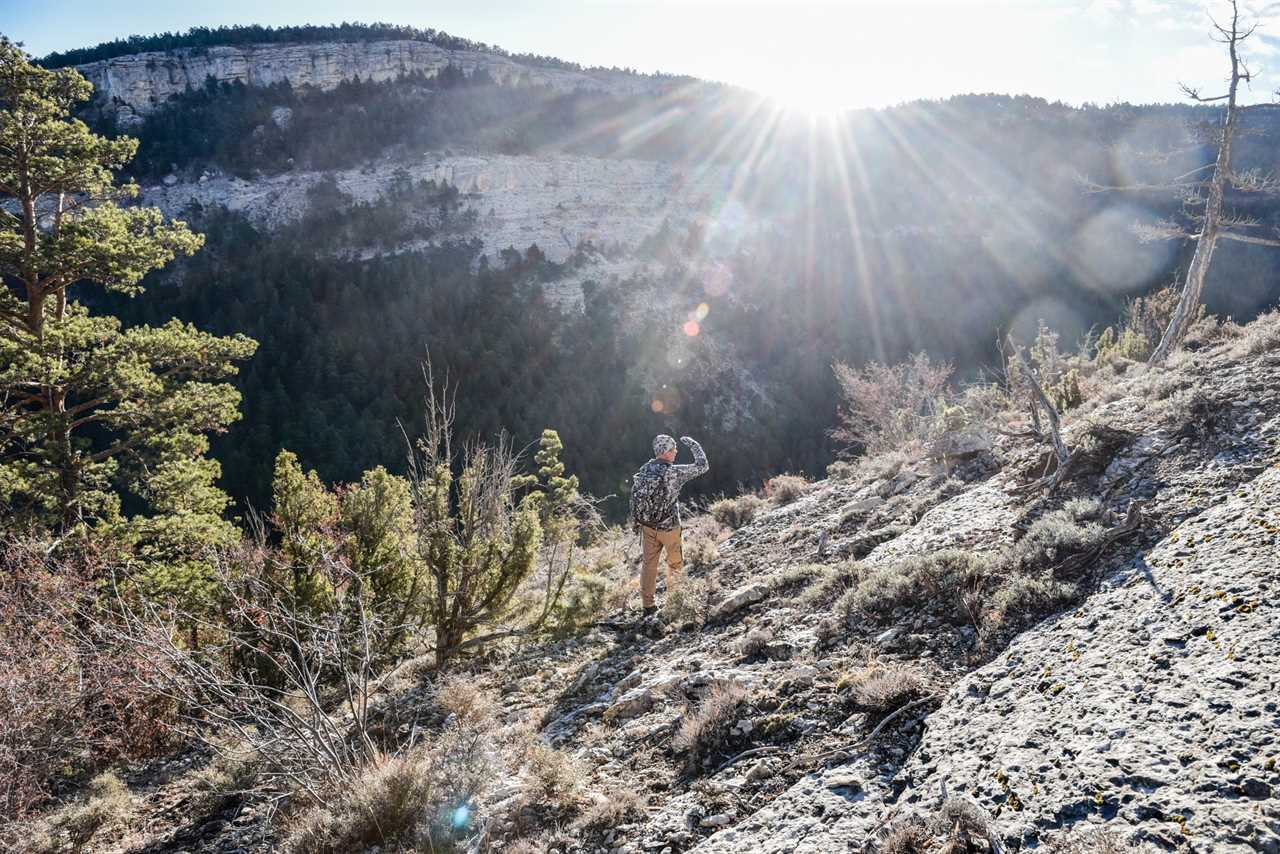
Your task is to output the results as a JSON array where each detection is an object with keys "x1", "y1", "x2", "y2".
[{"x1": 7, "y1": 0, "x2": 1280, "y2": 111}]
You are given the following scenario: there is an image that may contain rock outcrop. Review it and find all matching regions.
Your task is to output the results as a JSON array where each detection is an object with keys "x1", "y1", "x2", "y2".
[{"x1": 75, "y1": 40, "x2": 683, "y2": 125}]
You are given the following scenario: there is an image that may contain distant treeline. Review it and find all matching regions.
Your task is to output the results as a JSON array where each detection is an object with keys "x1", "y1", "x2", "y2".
[{"x1": 37, "y1": 21, "x2": 670, "y2": 77}]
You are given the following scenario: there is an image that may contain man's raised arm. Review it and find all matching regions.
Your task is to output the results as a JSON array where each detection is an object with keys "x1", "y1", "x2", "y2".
[{"x1": 674, "y1": 436, "x2": 708, "y2": 486}]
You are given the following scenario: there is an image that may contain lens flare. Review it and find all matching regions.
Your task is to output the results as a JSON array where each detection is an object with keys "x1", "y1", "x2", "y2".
[
  {"x1": 703, "y1": 263, "x2": 732, "y2": 297},
  {"x1": 683, "y1": 320, "x2": 700, "y2": 337},
  {"x1": 695, "y1": 302, "x2": 710, "y2": 320},
  {"x1": 651, "y1": 399, "x2": 664, "y2": 413},
  {"x1": 451, "y1": 805, "x2": 471, "y2": 829}
]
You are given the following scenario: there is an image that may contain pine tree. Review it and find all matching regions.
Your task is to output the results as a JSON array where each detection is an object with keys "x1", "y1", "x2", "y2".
[{"x1": 0, "y1": 39, "x2": 256, "y2": 534}]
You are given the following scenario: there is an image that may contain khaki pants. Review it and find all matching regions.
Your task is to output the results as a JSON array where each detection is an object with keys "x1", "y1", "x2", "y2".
[{"x1": 639, "y1": 525, "x2": 683, "y2": 609}]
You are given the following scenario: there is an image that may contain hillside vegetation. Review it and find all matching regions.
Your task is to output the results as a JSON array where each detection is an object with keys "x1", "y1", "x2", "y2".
[{"x1": 2, "y1": 24, "x2": 1279, "y2": 854}]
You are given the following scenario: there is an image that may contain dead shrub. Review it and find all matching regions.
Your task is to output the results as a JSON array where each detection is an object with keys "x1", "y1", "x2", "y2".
[
  {"x1": 710, "y1": 494, "x2": 767, "y2": 529},
  {"x1": 765, "y1": 474, "x2": 810, "y2": 505},
  {"x1": 672, "y1": 683, "x2": 750, "y2": 770},
  {"x1": 520, "y1": 742, "x2": 583, "y2": 810},
  {"x1": 735, "y1": 626, "x2": 774, "y2": 660},
  {"x1": 878, "y1": 815, "x2": 932, "y2": 854},
  {"x1": 876, "y1": 798, "x2": 999, "y2": 853},
  {"x1": 0, "y1": 539, "x2": 175, "y2": 820},
  {"x1": 684, "y1": 533, "x2": 719, "y2": 572},
  {"x1": 832, "y1": 353, "x2": 955, "y2": 454}
]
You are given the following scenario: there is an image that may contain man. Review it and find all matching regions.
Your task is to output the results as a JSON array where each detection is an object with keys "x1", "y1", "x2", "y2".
[{"x1": 629, "y1": 434, "x2": 709, "y2": 618}]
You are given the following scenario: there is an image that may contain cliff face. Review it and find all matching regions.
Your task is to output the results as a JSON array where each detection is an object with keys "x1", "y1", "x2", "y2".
[
  {"x1": 76, "y1": 40, "x2": 681, "y2": 124},
  {"x1": 139, "y1": 152, "x2": 740, "y2": 265}
]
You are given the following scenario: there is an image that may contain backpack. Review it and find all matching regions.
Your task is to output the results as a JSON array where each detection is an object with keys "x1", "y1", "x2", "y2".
[{"x1": 631, "y1": 465, "x2": 670, "y2": 528}]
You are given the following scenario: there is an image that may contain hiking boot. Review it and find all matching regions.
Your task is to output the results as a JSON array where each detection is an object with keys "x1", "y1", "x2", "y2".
[{"x1": 642, "y1": 605, "x2": 658, "y2": 619}]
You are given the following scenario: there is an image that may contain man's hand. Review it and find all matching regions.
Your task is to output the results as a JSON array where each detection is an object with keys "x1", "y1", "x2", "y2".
[{"x1": 680, "y1": 436, "x2": 697, "y2": 446}]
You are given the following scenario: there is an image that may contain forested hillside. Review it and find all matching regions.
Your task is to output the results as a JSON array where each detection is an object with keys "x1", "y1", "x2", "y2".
[{"x1": 80, "y1": 46, "x2": 1280, "y2": 515}]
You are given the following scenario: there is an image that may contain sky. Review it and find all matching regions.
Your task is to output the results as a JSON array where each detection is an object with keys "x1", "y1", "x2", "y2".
[{"x1": 6, "y1": 0, "x2": 1280, "y2": 111}]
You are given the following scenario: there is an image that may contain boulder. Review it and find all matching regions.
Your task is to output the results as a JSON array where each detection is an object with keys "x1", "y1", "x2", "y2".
[
  {"x1": 709, "y1": 582, "x2": 768, "y2": 623},
  {"x1": 604, "y1": 687, "x2": 656, "y2": 722}
]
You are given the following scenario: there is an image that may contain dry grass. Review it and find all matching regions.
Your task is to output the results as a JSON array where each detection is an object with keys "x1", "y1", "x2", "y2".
[
  {"x1": 825, "y1": 460, "x2": 857, "y2": 480},
  {"x1": 769, "y1": 563, "x2": 826, "y2": 594},
  {"x1": 189, "y1": 745, "x2": 262, "y2": 817},
  {"x1": 710, "y1": 493, "x2": 767, "y2": 529},
  {"x1": 672, "y1": 683, "x2": 751, "y2": 770},
  {"x1": 1228, "y1": 308, "x2": 1280, "y2": 357},
  {"x1": 285, "y1": 748, "x2": 475, "y2": 853},
  {"x1": 766, "y1": 474, "x2": 811, "y2": 505},
  {"x1": 435, "y1": 675, "x2": 498, "y2": 726},
  {"x1": 28, "y1": 772, "x2": 136, "y2": 854},
  {"x1": 573, "y1": 787, "x2": 644, "y2": 833},
  {"x1": 837, "y1": 661, "x2": 927, "y2": 715},
  {"x1": 519, "y1": 742, "x2": 584, "y2": 810},
  {"x1": 282, "y1": 677, "x2": 505, "y2": 851}
]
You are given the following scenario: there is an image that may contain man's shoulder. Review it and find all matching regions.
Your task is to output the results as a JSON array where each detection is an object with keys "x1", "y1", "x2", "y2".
[{"x1": 635, "y1": 459, "x2": 665, "y2": 478}]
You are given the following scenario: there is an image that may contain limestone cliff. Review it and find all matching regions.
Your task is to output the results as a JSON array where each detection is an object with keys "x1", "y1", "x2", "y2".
[
  {"x1": 139, "y1": 152, "x2": 737, "y2": 264},
  {"x1": 76, "y1": 40, "x2": 682, "y2": 125}
]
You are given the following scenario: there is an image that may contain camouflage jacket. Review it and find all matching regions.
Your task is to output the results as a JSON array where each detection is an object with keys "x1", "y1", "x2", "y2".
[{"x1": 629, "y1": 439, "x2": 709, "y2": 531}]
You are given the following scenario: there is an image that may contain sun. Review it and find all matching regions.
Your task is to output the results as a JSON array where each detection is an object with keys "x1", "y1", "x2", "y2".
[{"x1": 759, "y1": 71, "x2": 855, "y2": 119}]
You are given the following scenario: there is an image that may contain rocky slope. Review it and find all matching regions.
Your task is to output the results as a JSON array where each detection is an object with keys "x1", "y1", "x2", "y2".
[
  {"x1": 26, "y1": 319, "x2": 1280, "y2": 853},
  {"x1": 524, "y1": 321, "x2": 1280, "y2": 853},
  {"x1": 77, "y1": 41, "x2": 682, "y2": 125}
]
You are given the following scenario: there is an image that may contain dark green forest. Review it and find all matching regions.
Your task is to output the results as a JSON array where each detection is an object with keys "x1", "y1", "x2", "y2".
[{"x1": 95, "y1": 63, "x2": 1280, "y2": 518}]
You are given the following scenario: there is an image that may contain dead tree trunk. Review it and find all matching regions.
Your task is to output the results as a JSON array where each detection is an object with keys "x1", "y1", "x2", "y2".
[
  {"x1": 1150, "y1": 0, "x2": 1249, "y2": 363},
  {"x1": 1007, "y1": 335, "x2": 1068, "y2": 471}
]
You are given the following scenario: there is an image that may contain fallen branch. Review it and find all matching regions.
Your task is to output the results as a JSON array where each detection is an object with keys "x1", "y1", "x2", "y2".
[
  {"x1": 712, "y1": 745, "x2": 788, "y2": 776},
  {"x1": 786, "y1": 694, "x2": 940, "y2": 774}
]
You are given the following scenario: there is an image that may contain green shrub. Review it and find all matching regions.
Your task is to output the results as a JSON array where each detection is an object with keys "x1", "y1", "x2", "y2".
[
  {"x1": 664, "y1": 577, "x2": 713, "y2": 627},
  {"x1": 544, "y1": 566, "x2": 612, "y2": 638},
  {"x1": 852, "y1": 549, "x2": 990, "y2": 625},
  {"x1": 797, "y1": 561, "x2": 862, "y2": 609},
  {"x1": 710, "y1": 494, "x2": 767, "y2": 529}
]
